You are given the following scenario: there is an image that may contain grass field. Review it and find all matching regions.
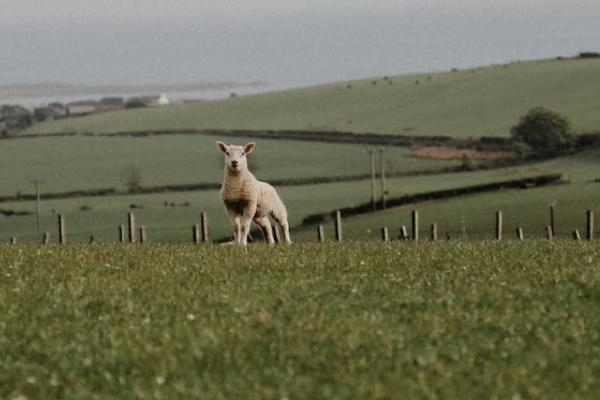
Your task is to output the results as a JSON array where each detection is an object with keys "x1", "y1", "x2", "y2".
[
  {"x1": 2, "y1": 242, "x2": 600, "y2": 399},
  {"x1": 295, "y1": 148, "x2": 600, "y2": 241},
  {"x1": 27, "y1": 57, "x2": 600, "y2": 138},
  {"x1": 0, "y1": 134, "x2": 459, "y2": 197}
]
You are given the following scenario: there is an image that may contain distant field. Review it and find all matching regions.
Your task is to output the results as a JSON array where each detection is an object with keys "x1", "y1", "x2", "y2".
[
  {"x1": 0, "y1": 134, "x2": 460, "y2": 197},
  {"x1": 0, "y1": 169, "x2": 517, "y2": 244},
  {"x1": 27, "y1": 58, "x2": 600, "y2": 138},
  {"x1": 2, "y1": 242, "x2": 600, "y2": 399},
  {"x1": 294, "y1": 148, "x2": 600, "y2": 241},
  {"x1": 2, "y1": 148, "x2": 598, "y2": 244}
]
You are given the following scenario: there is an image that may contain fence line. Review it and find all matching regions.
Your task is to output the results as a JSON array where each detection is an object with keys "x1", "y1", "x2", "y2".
[{"x1": 2, "y1": 206, "x2": 598, "y2": 245}]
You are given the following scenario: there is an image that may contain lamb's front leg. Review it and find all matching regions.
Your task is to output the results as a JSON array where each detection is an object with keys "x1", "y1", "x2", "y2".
[
  {"x1": 226, "y1": 208, "x2": 242, "y2": 244},
  {"x1": 240, "y1": 201, "x2": 258, "y2": 246}
]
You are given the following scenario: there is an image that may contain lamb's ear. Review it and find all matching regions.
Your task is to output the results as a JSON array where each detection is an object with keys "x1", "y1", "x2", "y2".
[
  {"x1": 244, "y1": 142, "x2": 256, "y2": 154},
  {"x1": 216, "y1": 141, "x2": 228, "y2": 153}
]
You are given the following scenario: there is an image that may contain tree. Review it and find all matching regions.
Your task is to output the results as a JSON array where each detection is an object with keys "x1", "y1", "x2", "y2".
[
  {"x1": 121, "y1": 164, "x2": 143, "y2": 193},
  {"x1": 510, "y1": 107, "x2": 574, "y2": 154},
  {"x1": 0, "y1": 104, "x2": 33, "y2": 130}
]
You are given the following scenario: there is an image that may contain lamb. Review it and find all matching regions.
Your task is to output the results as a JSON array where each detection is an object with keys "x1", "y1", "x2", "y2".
[{"x1": 216, "y1": 141, "x2": 291, "y2": 245}]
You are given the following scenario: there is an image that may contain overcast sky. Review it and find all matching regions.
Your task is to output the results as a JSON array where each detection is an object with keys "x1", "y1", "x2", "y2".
[
  {"x1": 2, "y1": 0, "x2": 600, "y2": 25},
  {"x1": 1, "y1": 0, "x2": 600, "y2": 93}
]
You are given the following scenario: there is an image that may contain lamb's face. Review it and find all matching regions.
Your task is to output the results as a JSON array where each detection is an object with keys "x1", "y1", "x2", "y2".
[{"x1": 216, "y1": 142, "x2": 256, "y2": 172}]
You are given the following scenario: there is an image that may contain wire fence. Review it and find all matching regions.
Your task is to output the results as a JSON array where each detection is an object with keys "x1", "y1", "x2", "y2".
[{"x1": 1, "y1": 202, "x2": 597, "y2": 245}]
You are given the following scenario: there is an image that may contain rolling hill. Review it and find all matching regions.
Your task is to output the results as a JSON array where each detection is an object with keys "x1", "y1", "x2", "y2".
[{"x1": 26, "y1": 57, "x2": 600, "y2": 138}]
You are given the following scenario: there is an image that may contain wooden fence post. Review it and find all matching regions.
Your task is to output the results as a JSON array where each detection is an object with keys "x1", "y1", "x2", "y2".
[
  {"x1": 43, "y1": 232, "x2": 50, "y2": 244},
  {"x1": 9, "y1": 236, "x2": 16, "y2": 245},
  {"x1": 587, "y1": 210, "x2": 594, "y2": 241},
  {"x1": 335, "y1": 211, "x2": 343, "y2": 242},
  {"x1": 317, "y1": 224, "x2": 325, "y2": 242},
  {"x1": 516, "y1": 227, "x2": 524, "y2": 241},
  {"x1": 573, "y1": 230, "x2": 581, "y2": 241},
  {"x1": 430, "y1": 223, "x2": 438, "y2": 241},
  {"x1": 201, "y1": 212, "x2": 209, "y2": 243},
  {"x1": 119, "y1": 225, "x2": 126, "y2": 243},
  {"x1": 546, "y1": 225, "x2": 554, "y2": 240},
  {"x1": 381, "y1": 227, "x2": 389, "y2": 242},
  {"x1": 58, "y1": 213, "x2": 66, "y2": 244},
  {"x1": 193, "y1": 224, "x2": 201, "y2": 244},
  {"x1": 550, "y1": 204, "x2": 556, "y2": 237},
  {"x1": 496, "y1": 210, "x2": 503, "y2": 241},
  {"x1": 400, "y1": 225, "x2": 408, "y2": 241},
  {"x1": 128, "y1": 212, "x2": 136, "y2": 243},
  {"x1": 411, "y1": 210, "x2": 419, "y2": 242},
  {"x1": 139, "y1": 226, "x2": 147, "y2": 243}
]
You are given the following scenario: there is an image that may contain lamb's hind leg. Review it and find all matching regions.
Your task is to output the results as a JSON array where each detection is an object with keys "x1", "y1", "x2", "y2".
[
  {"x1": 254, "y1": 216, "x2": 275, "y2": 244},
  {"x1": 272, "y1": 209, "x2": 291, "y2": 244}
]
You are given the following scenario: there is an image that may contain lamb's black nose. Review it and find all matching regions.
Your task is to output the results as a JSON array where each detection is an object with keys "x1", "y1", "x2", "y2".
[{"x1": 231, "y1": 161, "x2": 238, "y2": 167}]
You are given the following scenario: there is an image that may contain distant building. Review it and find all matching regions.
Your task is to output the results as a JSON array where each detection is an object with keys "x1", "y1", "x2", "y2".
[
  {"x1": 66, "y1": 100, "x2": 97, "y2": 116},
  {"x1": 127, "y1": 94, "x2": 170, "y2": 107},
  {"x1": 48, "y1": 102, "x2": 67, "y2": 118},
  {"x1": 97, "y1": 97, "x2": 125, "y2": 112}
]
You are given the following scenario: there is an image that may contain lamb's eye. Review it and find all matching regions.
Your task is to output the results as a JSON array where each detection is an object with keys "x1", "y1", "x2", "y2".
[
  {"x1": 241, "y1": 152, "x2": 245, "y2": 156},
  {"x1": 226, "y1": 152, "x2": 230, "y2": 156}
]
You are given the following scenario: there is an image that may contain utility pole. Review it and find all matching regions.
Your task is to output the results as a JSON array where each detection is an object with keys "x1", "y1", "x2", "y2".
[
  {"x1": 365, "y1": 149, "x2": 377, "y2": 211},
  {"x1": 379, "y1": 148, "x2": 386, "y2": 210},
  {"x1": 31, "y1": 180, "x2": 43, "y2": 235}
]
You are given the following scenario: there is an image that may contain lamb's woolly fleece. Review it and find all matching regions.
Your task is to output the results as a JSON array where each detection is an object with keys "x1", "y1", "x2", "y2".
[{"x1": 217, "y1": 141, "x2": 291, "y2": 245}]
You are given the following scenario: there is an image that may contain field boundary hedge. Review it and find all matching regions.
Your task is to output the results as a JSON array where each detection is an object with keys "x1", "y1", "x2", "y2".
[
  {"x1": 0, "y1": 167, "x2": 466, "y2": 204},
  {"x1": 301, "y1": 173, "x2": 565, "y2": 225},
  {"x1": 6, "y1": 128, "x2": 515, "y2": 150}
]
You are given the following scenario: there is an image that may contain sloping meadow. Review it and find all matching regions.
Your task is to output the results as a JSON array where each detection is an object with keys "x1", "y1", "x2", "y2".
[{"x1": 2, "y1": 241, "x2": 600, "y2": 399}]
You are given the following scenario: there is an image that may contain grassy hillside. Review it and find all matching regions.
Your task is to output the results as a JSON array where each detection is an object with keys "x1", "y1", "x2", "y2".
[
  {"x1": 27, "y1": 58, "x2": 600, "y2": 138},
  {"x1": 0, "y1": 134, "x2": 459, "y2": 196},
  {"x1": 3, "y1": 242, "x2": 600, "y2": 399}
]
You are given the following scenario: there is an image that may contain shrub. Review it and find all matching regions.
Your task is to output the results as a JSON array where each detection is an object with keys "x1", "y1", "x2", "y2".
[
  {"x1": 578, "y1": 52, "x2": 600, "y2": 59},
  {"x1": 461, "y1": 154, "x2": 477, "y2": 171},
  {"x1": 125, "y1": 99, "x2": 147, "y2": 109},
  {"x1": 510, "y1": 107, "x2": 574, "y2": 154},
  {"x1": 121, "y1": 164, "x2": 143, "y2": 192}
]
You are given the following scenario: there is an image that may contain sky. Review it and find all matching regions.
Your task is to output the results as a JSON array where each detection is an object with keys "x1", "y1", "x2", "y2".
[
  {"x1": 2, "y1": 0, "x2": 599, "y2": 25},
  {"x1": 1, "y1": 0, "x2": 600, "y2": 98}
]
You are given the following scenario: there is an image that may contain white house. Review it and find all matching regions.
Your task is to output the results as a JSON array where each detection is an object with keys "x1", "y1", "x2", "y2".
[{"x1": 129, "y1": 94, "x2": 170, "y2": 107}]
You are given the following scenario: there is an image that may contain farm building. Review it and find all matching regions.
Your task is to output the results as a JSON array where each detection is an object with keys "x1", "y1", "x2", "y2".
[
  {"x1": 96, "y1": 97, "x2": 125, "y2": 112},
  {"x1": 127, "y1": 94, "x2": 170, "y2": 107},
  {"x1": 66, "y1": 100, "x2": 97, "y2": 116},
  {"x1": 48, "y1": 102, "x2": 67, "y2": 118}
]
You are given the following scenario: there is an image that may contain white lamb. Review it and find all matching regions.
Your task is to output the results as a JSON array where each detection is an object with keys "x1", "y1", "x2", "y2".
[{"x1": 216, "y1": 141, "x2": 291, "y2": 245}]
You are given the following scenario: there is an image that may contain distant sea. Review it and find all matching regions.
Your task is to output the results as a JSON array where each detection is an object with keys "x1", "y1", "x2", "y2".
[{"x1": 2, "y1": 12, "x2": 599, "y2": 107}]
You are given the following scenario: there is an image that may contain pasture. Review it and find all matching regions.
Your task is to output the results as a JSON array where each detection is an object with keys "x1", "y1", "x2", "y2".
[
  {"x1": 26, "y1": 57, "x2": 600, "y2": 138},
  {"x1": 296, "y1": 148, "x2": 600, "y2": 242},
  {"x1": 2, "y1": 147, "x2": 598, "y2": 244},
  {"x1": 0, "y1": 134, "x2": 459, "y2": 197},
  {"x1": 2, "y1": 242, "x2": 600, "y2": 399}
]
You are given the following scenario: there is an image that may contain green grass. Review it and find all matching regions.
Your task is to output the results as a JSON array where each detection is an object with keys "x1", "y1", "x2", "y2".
[
  {"x1": 2, "y1": 242, "x2": 600, "y2": 399},
  {"x1": 27, "y1": 58, "x2": 600, "y2": 138},
  {"x1": 2, "y1": 148, "x2": 598, "y2": 244},
  {"x1": 0, "y1": 134, "x2": 458, "y2": 196}
]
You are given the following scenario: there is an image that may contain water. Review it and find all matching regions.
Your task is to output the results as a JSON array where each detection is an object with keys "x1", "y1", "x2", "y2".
[{"x1": 1, "y1": 9, "x2": 599, "y2": 107}]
